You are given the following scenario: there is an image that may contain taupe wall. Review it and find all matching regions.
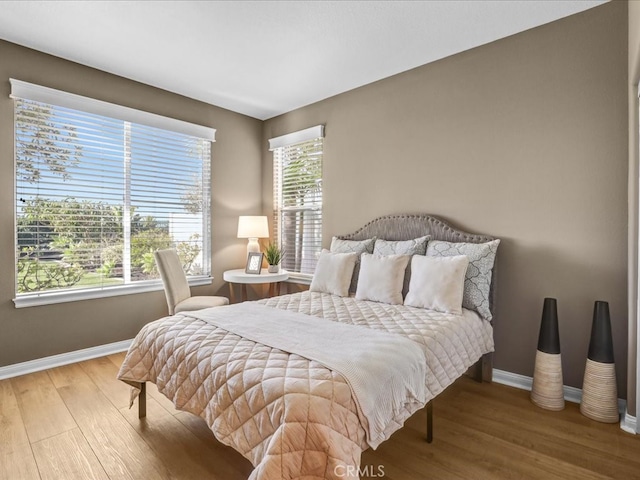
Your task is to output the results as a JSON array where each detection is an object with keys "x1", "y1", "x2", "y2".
[
  {"x1": 0, "y1": 40, "x2": 263, "y2": 367},
  {"x1": 263, "y1": 2, "x2": 629, "y2": 393},
  {"x1": 627, "y1": 0, "x2": 640, "y2": 418}
]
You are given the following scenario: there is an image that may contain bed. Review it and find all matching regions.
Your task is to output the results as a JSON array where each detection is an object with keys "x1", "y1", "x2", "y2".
[{"x1": 117, "y1": 214, "x2": 498, "y2": 480}]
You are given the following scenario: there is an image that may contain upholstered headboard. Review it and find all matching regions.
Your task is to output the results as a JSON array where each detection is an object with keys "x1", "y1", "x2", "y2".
[{"x1": 337, "y1": 214, "x2": 498, "y2": 320}]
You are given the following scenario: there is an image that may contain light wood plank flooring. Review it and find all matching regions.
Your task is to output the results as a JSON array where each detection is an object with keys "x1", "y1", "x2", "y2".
[{"x1": 1, "y1": 353, "x2": 638, "y2": 479}]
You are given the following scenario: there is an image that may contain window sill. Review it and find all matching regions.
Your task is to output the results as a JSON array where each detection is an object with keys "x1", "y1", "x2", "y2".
[
  {"x1": 13, "y1": 275, "x2": 212, "y2": 309},
  {"x1": 285, "y1": 274, "x2": 313, "y2": 286}
]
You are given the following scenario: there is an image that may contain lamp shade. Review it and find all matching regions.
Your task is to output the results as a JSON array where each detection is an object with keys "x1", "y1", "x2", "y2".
[{"x1": 237, "y1": 216, "x2": 269, "y2": 239}]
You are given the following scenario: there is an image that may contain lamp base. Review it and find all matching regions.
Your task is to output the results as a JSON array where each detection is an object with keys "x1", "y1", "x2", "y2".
[{"x1": 247, "y1": 237, "x2": 260, "y2": 255}]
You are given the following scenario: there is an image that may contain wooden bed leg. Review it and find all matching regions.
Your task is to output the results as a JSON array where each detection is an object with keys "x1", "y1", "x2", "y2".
[
  {"x1": 482, "y1": 353, "x2": 493, "y2": 383},
  {"x1": 470, "y1": 353, "x2": 494, "y2": 383},
  {"x1": 472, "y1": 359, "x2": 483, "y2": 383},
  {"x1": 426, "y1": 400, "x2": 433, "y2": 443},
  {"x1": 139, "y1": 382, "x2": 147, "y2": 418}
]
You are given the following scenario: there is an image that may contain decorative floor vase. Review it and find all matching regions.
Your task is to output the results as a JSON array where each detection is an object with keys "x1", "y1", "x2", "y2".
[
  {"x1": 580, "y1": 301, "x2": 618, "y2": 423},
  {"x1": 531, "y1": 298, "x2": 565, "y2": 411}
]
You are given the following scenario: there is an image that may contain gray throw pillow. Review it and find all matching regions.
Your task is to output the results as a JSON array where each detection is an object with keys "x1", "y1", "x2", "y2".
[
  {"x1": 330, "y1": 236, "x2": 376, "y2": 293},
  {"x1": 426, "y1": 239, "x2": 500, "y2": 321},
  {"x1": 373, "y1": 235, "x2": 430, "y2": 256},
  {"x1": 374, "y1": 235, "x2": 430, "y2": 296}
]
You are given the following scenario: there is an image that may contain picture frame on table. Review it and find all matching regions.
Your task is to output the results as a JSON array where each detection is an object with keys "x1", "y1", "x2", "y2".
[{"x1": 245, "y1": 252, "x2": 263, "y2": 274}]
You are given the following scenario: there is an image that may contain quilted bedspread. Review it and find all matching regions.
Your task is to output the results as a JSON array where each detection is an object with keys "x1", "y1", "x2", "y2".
[{"x1": 117, "y1": 291, "x2": 494, "y2": 480}]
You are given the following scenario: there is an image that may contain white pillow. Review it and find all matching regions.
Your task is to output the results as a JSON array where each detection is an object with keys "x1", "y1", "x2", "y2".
[
  {"x1": 426, "y1": 239, "x2": 499, "y2": 321},
  {"x1": 404, "y1": 255, "x2": 469, "y2": 314},
  {"x1": 310, "y1": 250, "x2": 358, "y2": 297},
  {"x1": 373, "y1": 235, "x2": 431, "y2": 297},
  {"x1": 355, "y1": 253, "x2": 410, "y2": 305},
  {"x1": 330, "y1": 236, "x2": 376, "y2": 293}
]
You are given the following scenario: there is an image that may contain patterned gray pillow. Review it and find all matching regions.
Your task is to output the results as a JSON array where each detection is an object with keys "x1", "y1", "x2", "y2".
[
  {"x1": 426, "y1": 239, "x2": 500, "y2": 321},
  {"x1": 374, "y1": 235, "x2": 430, "y2": 296},
  {"x1": 373, "y1": 235, "x2": 430, "y2": 256},
  {"x1": 330, "y1": 237, "x2": 376, "y2": 293}
]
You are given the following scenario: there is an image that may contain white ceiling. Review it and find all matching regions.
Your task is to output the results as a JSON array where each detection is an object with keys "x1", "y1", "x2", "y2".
[{"x1": 0, "y1": 1, "x2": 607, "y2": 120}]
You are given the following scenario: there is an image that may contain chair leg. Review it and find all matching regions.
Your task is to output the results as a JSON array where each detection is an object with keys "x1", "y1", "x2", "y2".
[{"x1": 426, "y1": 400, "x2": 433, "y2": 443}]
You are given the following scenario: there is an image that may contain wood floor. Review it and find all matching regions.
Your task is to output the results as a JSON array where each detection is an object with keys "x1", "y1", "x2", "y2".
[{"x1": 1, "y1": 353, "x2": 639, "y2": 480}]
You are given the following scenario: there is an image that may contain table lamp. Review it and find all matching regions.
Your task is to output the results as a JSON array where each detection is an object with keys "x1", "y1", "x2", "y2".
[{"x1": 237, "y1": 216, "x2": 269, "y2": 255}]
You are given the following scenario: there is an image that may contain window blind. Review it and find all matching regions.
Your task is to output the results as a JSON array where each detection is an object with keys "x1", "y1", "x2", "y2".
[
  {"x1": 13, "y1": 83, "x2": 212, "y2": 300},
  {"x1": 272, "y1": 128, "x2": 324, "y2": 276}
]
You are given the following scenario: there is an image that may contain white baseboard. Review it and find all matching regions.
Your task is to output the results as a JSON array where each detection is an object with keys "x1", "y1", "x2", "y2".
[
  {"x1": 493, "y1": 368, "x2": 627, "y2": 416},
  {"x1": 0, "y1": 339, "x2": 133, "y2": 381},
  {"x1": 620, "y1": 410, "x2": 638, "y2": 434}
]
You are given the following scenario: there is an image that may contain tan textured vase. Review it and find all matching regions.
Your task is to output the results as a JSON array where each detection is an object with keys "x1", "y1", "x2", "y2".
[
  {"x1": 580, "y1": 301, "x2": 618, "y2": 423},
  {"x1": 580, "y1": 359, "x2": 618, "y2": 423},
  {"x1": 531, "y1": 350, "x2": 565, "y2": 411},
  {"x1": 531, "y1": 298, "x2": 564, "y2": 411}
]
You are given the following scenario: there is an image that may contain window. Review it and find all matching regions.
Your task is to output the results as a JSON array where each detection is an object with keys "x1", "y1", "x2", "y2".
[
  {"x1": 270, "y1": 126, "x2": 324, "y2": 278},
  {"x1": 11, "y1": 79, "x2": 214, "y2": 307}
]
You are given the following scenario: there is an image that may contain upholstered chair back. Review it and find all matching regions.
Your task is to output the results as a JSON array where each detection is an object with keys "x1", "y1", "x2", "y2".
[{"x1": 155, "y1": 248, "x2": 191, "y2": 315}]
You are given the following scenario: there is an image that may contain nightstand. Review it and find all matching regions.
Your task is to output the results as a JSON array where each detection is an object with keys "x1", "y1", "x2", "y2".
[{"x1": 223, "y1": 269, "x2": 289, "y2": 303}]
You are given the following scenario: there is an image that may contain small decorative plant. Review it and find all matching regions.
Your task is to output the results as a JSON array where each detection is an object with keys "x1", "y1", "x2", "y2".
[{"x1": 264, "y1": 242, "x2": 284, "y2": 266}]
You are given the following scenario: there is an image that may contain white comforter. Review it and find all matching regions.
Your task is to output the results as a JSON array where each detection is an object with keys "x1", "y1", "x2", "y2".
[
  {"x1": 118, "y1": 291, "x2": 494, "y2": 479},
  {"x1": 188, "y1": 302, "x2": 428, "y2": 448}
]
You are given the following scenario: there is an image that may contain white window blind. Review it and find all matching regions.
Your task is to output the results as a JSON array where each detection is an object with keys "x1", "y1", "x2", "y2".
[
  {"x1": 272, "y1": 126, "x2": 324, "y2": 277},
  {"x1": 12, "y1": 80, "x2": 213, "y2": 303}
]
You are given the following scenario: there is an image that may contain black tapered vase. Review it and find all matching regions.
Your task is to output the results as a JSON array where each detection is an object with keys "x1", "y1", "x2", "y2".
[
  {"x1": 580, "y1": 301, "x2": 618, "y2": 423},
  {"x1": 531, "y1": 298, "x2": 564, "y2": 410}
]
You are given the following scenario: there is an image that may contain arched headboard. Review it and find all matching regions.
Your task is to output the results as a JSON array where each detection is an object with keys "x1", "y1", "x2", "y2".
[
  {"x1": 337, "y1": 214, "x2": 498, "y2": 321},
  {"x1": 338, "y1": 214, "x2": 495, "y2": 244}
]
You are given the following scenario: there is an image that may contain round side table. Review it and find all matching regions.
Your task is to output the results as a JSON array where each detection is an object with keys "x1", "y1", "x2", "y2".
[{"x1": 223, "y1": 269, "x2": 289, "y2": 303}]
